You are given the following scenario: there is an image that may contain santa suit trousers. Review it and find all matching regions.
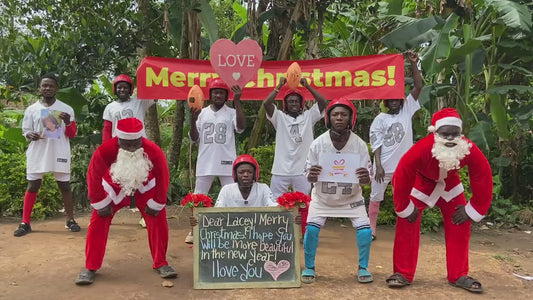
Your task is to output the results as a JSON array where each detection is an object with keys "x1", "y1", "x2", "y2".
[
  {"x1": 85, "y1": 189, "x2": 169, "y2": 271},
  {"x1": 393, "y1": 194, "x2": 471, "y2": 283}
]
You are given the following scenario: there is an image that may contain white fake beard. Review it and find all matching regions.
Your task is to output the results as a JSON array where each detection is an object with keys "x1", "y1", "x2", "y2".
[
  {"x1": 431, "y1": 134, "x2": 472, "y2": 171},
  {"x1": 110, "y1": 148, "x2": 153, "y2": 196}
]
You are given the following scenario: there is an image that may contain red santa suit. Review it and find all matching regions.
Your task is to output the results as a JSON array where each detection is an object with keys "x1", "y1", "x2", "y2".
[
  {"x1": 84, "y1": 120, "x2": 170, "y2": 271},
  {"x1": 391, "y1": 109, "x2": 492, "y2": 283}
]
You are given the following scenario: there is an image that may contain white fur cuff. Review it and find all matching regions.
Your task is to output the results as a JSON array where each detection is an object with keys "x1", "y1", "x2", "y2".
[
  {"x1": 465, "y1": 202, "x2": 485, "y2": 222},
  {"x1": 396, "y1": 201, "x2": 415, "y2": 218},
  {"x1": 147, "y1": 199, "x2": 165, "y2": 211}
]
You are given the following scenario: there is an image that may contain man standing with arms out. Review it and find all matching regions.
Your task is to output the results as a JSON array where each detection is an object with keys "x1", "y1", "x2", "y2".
[
  {"x1": 368, "y1": 51, "x2": 423, "y2": 239},
  {"x1": 386, "y1": 108, "x2": 492, "y2": 294},
  {"x1": 302, "y1": 98, "x2": 373, "y2": 284},
  {"x1": 186, "y1": 77, "x2": 245, "y2": 243},
  {"x1": 264, "y1": 77, "x2": 327, "y2": 236},
  {"x1": 75, "y1": 118, "x2": 177, "y2": 285},
  {"x1": 15, "y1": 74, "x2": 80, "y2": 236},
  {"x1": 102, "y1": 74, "x2": 155, "y2": 142}
]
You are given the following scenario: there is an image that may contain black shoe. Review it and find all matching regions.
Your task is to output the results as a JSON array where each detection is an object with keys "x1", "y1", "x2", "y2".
[
  {"x1": 75, "y1": 269, "x2": 96, "y2": 285},
  {"x1": 14, "y1": 223, "x2": 32, "y2": 237},
  {"x1": 66, "y1": 219, "x2": 81, "y2": 232},
  {"x1": 155, "y1": 265, "x2": 178, "y2": 279}
]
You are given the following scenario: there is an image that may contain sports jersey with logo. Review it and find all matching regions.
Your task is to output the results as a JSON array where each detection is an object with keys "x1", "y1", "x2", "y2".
[
  {"x1": 267, "y1": 103, "x2": 323, "y2": 176},
  {"x1": 306, "y1": 131, "x2": 372, "y2": 218},
  {"x1": 195, "y1": 105, "x2": 243, "y2": 177},
  {"x1": 103, "y1": 98, "x2": 154, "y2": 138},
  {"x1": 369, "y1": 94, "x2": 420, "y2": 173}
]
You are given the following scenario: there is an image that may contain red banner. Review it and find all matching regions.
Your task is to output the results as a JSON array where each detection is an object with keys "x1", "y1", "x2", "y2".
[{"x1": 137, "y1": 54, "x2": 405, "y2": 100}]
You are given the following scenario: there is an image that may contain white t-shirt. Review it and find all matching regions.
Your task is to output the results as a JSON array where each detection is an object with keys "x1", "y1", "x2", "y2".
[
  {"x1": 369, "y1": 94, "x2": 420, "y2": 173},
  {"x1": 305, "y1": 131, "x2": 372, "y2": 218},
  {"x1": 22, "y1": 99, "x2": 75, "y2": 174},
  {"x1": 215, "y1": 182, "x2": 278, "y2": 207},
  {"x1": 195, "y1": 105, "x2": 243, "y2": 176},
  {"x1": 102, "y1": 98, "x2": 155, "y2": 137},
  {"x1": 267, "y1": 103, "x2": 324, "y2": 176}
]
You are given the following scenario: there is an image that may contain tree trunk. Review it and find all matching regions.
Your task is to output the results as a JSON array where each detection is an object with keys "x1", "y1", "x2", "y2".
[
  {"x1": 249, "y1": 0, "x2": 312, "y2": 151},
  {"x1": 138, "y1": 0, "x2": 162, "y2": 145},
  {"x1": 168, "y1": 6, "x2": 201, "y2": 175}
]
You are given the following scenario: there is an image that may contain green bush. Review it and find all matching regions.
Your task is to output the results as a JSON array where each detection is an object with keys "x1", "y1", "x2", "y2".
[
  {"x1": 249, "y1": 143, "x2": 275, "y2": 186},
  {"x1": 70, "y1": 143, "x2": 93, "y2": 209},
  {"x1": 0, "y1": 152, "x2": 62, "y2": 219}
]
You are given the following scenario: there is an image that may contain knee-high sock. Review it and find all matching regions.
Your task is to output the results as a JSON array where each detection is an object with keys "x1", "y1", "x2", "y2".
[
  {"x1": 368, "y1": 201, "x2": 380, "y2": 235},
  {"x1": 303, "y1": 224, "x2": 320, "y2": 269},
  {"x1": 22, "y1": 191, "x2": 37, "y2": 224},
  {"x1": 357, "y1": 227, "x2": 372, "y2": 269}
]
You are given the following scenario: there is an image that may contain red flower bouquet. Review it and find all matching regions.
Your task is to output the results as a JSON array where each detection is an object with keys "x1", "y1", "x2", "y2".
[
  {"x1": 277, "y1": 191, "x2": 311, "y2": 209},
  {"x1": 180, "y1": 193, "x2": 213, "y2": 209}
]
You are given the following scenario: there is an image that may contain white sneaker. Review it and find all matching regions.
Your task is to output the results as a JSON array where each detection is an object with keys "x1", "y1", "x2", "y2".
[
  {"x1": 184, "y1": 231, "x2": 194, "y2": 244},
  {"x1": 139, "y1": 218, "x2": 146, "y2": 228}
]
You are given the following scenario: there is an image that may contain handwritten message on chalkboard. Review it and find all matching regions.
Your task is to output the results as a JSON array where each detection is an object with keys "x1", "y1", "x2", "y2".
[{"x1": 193, "y1": 207, "x2": 301, "y2": 289}]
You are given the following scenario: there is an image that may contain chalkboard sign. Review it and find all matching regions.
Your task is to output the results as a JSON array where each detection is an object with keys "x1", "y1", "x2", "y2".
[{"x1": 193, "y1": 207, "x2": 301, "y2": 289}]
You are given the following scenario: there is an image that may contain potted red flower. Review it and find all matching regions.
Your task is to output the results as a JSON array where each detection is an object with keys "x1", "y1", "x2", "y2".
[
  {"x1": 180, "y1": 193, "x2": 213, "y2": 210},
  {"x1": 277, "y1": 191, "x2": 311, "y2": 210}
]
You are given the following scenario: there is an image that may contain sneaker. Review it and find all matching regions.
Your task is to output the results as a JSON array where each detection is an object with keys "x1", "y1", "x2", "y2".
[
  {"x1": 14, "y1": 223, "x2": 32, "y2": 237},
  {"x1": 75, "y1": 269, "x2": 96, "y2": 285},
  {"x1": 155, "y1": 265, "x2": 178, "y2": 279},
  {"x1": 66, "y1": 219, "x2": 81, "y2": 232},
  {"x1": 184, "y1": 231, "x2": 194, "y2": 244}
]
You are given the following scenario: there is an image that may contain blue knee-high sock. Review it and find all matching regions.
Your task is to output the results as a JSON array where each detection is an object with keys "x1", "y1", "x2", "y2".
[
  {"x1": 357, "y1": 227, "x2": 372, "y2": 269},
  {"x1": 304, "y1": 224, "x2": 320, "y2": 269}
]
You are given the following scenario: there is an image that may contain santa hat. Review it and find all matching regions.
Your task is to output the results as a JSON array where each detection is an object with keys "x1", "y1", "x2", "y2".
[
  {"x1": 116, "y1": 118, "x2": 144, "y2": 140},
  {"x1": 427, "y1": 108, "x2": 462, "y2": 133}
]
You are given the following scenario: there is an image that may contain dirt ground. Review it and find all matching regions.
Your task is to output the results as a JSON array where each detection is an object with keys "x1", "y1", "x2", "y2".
[{"x1": 1, "y1": 206, "x2": 532, "y2": 300}]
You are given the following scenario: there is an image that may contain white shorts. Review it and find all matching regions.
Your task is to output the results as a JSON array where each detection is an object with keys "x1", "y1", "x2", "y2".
[
  {"x1": 370, "y1": 173, "x2": 393, "y2": 202},
  {"x1": 307, "y1": 215, "x2": 370, "y2": 229},
  {"x1": 194, "y1": 175, "x2": 233, "y2": 194},
  {"x1": 27, "y1": 172, "x2": 70, "y2": 181},
  {"x1": 270, "y1": 175, "x2": 311, "y2": 199}
]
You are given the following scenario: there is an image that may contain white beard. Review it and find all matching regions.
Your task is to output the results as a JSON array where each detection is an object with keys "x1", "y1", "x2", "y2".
[
  {"x1": 432, "y1": 134, "x2": 472, "y2": 171},
  {"x1": 110, "y1": 148, "x2": 153, "y2": 196}
]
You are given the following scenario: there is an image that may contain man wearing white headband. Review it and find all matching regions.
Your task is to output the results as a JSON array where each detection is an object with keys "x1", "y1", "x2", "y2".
[
  {"x1": 75, "y1": 118, "x2": 177, "y2": 285},
  {"x1": 386, "y1": 108, "x2": 492, "y2": 294}
]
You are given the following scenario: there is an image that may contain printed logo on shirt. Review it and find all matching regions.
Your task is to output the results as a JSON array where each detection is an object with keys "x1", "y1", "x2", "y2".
[
  {"x1": 221, "y1": 160, "x2": 232, "y2": 165},
  {"x1": 383, "y1": 122, "x2": 405, "y2": 147},
  {"x1": 350, "y1": 201, "x2": 364, "y2": 208},
  {"x1": 289, "y1": 124, "x2": 302, "y2": 143},
  {"x1": 57, "y1": 158, "x2": 68, "y2": 163}
]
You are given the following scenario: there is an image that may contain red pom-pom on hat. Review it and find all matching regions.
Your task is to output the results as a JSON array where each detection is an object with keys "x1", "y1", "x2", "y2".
[
  {"x1": 428, "y1": 108, "x2": 462, "y2": 132},
  {"x1": 116, "y1": 118, "x2": 144, "y2": 140}
]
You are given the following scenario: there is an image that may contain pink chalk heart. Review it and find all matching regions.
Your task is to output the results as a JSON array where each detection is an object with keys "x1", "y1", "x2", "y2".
[
  {"x1": 210, "y1": 39, "x2": 263, "y2": 89},
  {"x1": 264, "y1": 260, "x2": 290, "y2": 281},
  {"x1": 334, "y1": 159, "x2": 345, "y2": 165}
]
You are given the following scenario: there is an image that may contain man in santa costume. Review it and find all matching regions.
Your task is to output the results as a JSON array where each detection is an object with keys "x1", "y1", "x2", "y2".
[
  {"x1": 386, "y1": 108, "x2": 492, "y2": 293},
  {"x1": 75, "y1": 118, "x2": 177, "y2": 285}
]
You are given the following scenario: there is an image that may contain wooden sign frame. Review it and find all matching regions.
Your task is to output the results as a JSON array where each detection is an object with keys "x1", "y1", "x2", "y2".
[{"x1": 193, "y1": 207, "x2": 301, "y2": 289}]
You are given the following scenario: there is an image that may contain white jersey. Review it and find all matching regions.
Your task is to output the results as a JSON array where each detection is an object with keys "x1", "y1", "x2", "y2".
[
  {"x1": 305, "y1": 131, "x2": 371, "y2": 218},
  {"x1": 215, "y1": 182, "x2": 277, "y2": 207},
  {"x1": 22, "y1": 99, "x2": 75, "y2": 174},
  {"x1": 102, "y1": 98, "x2": 154, "y2": 137},
  {"x1": 268, "y1": 103, "x2": 324, "y2": 176},
  {"x1": 195, "y1": 105, "x2": 243, "y2": 176},
  {"x1": 369, "y1": 94, "x2": 420, "y2": 173}
]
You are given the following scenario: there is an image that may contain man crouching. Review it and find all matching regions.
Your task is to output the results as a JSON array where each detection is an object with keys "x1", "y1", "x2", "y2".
[{"x1": 75, "y1": 118, "x2": 177, "y2": 285}]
